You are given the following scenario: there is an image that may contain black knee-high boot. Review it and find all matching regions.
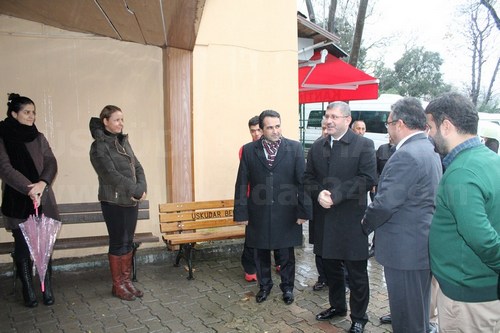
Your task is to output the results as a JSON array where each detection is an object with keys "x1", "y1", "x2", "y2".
[
  {"x1": 12, "y1": 229, "x2": 38, "y2": 308},
  {"x1": 16, "y1": 258, "x2": 38, "y2": 308},
  {"x1": 42, "y1": 260, "x2": 54, "y2": 305}
]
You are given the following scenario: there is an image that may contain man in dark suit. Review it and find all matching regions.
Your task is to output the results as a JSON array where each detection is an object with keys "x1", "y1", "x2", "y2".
[
  {"x1": 309, "y1": 119, "x2": 329, "y2": 291},
  {"x1": 234, "y1": 110, "x2": 311, "y2": 305},
  {"x1": 304, "y1": 102, "x2": 377, "y2": 333},
  {"x1": 362, "y1": 97, "x2": 442, "y2": 333},
  {"x1": 239, "y1": 116, "x2": 281, "y2": 282}
]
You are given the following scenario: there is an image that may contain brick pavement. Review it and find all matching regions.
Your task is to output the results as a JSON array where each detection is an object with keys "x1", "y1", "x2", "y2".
[{"x1": 0, "y1": 241, "x2": 393, "y2": 333}]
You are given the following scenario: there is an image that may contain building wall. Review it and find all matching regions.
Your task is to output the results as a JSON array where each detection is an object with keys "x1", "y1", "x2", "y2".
[
  {"x1": 0, "y1": 15, "x2": 165, "y2": 262},
  {"x1": 0, "y1": 0, "x2": 299, "y2": 262},
  {"x1": 193, "y1": 0, "x2": 299, "y2": 200}
]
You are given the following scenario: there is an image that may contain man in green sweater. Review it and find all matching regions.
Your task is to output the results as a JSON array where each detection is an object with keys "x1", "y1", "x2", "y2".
[{"x1": 425, "y1": 92, "x2": 500, "y2": 332}]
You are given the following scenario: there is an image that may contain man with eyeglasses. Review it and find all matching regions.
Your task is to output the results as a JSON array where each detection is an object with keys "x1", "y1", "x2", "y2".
[
  {"x1": 361, "y1": 97, "x2": 442, "y2": 333},
  {"x1": 304, "y1": 101, "x2": 376, "y2": 333}
]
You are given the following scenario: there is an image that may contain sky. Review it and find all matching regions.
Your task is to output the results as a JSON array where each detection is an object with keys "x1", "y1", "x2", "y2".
[{"x1": 297, "y1": 0, "x2": 499, "y2": 91}]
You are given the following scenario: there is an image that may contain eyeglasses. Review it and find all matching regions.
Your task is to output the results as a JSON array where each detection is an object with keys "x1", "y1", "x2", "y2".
[
  {"x1": 384, "y1": 120, "x2": 398, "y2": 128},
  {"x1": 323, "y1": 115, "x2": 349, "y2": 120}
]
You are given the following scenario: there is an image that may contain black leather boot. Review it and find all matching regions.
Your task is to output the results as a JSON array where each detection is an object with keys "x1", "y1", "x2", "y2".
[
  {"x1": 42, "y1": 260, "x2": 54, "y2": 305},
  {"x1": 16, "y1": 258, "x2": 38, "y2": 308}
]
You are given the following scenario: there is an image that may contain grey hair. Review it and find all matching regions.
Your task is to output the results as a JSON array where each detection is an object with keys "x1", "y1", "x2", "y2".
[{"x1": 327, "y1": 101, "x2": 351, "y2": 116}]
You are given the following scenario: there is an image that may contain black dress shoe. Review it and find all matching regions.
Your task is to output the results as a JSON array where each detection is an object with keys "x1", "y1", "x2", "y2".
[
  {"x1": 282, "y1": 291, "x2": 294, "y2": 305},
  {"x1": 313, "y1": 281, "x2": 327, "y2": 291},
  {"x1": 379, "y1": 314, "x2": 392, "y2": 324},
  {"x1": 349, "y1": 322, "x2": 365, "y2": 333},
  {"x1": 255, "y1": 289, "x2": 270, "y2": 303},
  {"x1": 315, "y1": 307, "x2": 347, "y2": 321}
]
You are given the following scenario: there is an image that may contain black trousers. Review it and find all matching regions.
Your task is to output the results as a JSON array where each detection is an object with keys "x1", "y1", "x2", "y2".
[
  {"x1": 242, "y1": 242, "x2": 281, "y2": 274},
  {"x1": 254, "y1": 247, "x2": 294, "y2": 292},
  {"x1": 101, "y1": 202, "x2": 138, "y2": 256},
  {"x1": 241, "y1": 241, "x2": 256, "y2": 274},
  {"x1": 12, "y1": 228, "x2": 31, "y2": 262},
  {"x1": 315, "y1": 255, "x2": 327, "y2": 283},
  {"x1": 323, "y1": 258, "x2": 369, "y2": 324}
]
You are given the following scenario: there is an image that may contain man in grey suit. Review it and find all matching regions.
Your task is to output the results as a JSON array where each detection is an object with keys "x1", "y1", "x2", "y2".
[{"x1": 361, "y1": 97, "x2": 442, "y2": 333}]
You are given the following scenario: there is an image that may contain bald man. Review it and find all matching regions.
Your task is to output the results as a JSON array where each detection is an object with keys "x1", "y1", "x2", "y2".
[{"x1": 351, "y1": 120, "x2": 366, "y2": 136}]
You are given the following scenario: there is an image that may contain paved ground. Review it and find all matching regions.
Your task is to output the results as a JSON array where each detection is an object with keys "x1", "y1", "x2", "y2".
[{"x1": 0, "y1": 239, "x2": 393, "y2": 333}]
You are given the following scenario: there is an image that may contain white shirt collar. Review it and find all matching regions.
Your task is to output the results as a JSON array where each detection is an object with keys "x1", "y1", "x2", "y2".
[{"x1": 396, "y1": 131, "x2": 424, "y2": 150}]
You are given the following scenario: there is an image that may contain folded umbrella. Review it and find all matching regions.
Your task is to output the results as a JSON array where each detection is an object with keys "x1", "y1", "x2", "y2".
[{"x1": 19, "y1": 202, "x2": 62, "y2": 292}]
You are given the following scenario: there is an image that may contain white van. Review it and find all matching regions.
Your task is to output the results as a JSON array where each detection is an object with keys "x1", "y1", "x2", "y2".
[
  {"x1": 300, "y1": 94, "x2": 404, "y2": 150},
  {"x1": 478, "y1": 113, "x2": 500, "y2": 154},
  {"x1": 478, "y1": 112, "x2": 500, "y2": 126}
]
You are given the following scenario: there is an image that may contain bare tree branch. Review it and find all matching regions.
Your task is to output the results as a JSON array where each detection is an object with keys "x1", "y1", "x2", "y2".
[
  {"x1": 484, "y1": 57, "x2": 499, "y2": 106},
  {"x1": 480, "y1": 0, "x2": 500, "y2": 30},
  {"x1": 305, "y1": 0, "x2": 316, "y2": 23},
  {"x1": 466, "y1": 2, "x2": 495, "y2": 106},
  {"x1": 327, "y1": 0, "x2": 338, "y2": 33}
]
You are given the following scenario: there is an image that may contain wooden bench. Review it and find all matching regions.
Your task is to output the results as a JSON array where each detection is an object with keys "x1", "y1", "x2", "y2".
[
  {"x1": 0, "y1": 200, "x2": 158, "y2": 283},
  {"x1": 159, "y1": 199, "x2": 245, "y2": 279}
]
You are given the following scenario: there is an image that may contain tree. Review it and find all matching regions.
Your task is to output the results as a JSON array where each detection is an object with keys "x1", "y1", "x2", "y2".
[
  {"x1": 304, "y1": 0, "x2": 371, "y2": 67},
  {"x1": 377, "y1": 47, "x2": 451, "y2": 99},
  {"x1": 305, "y1": 0, "x2": 317, "y2": 23},
  {"x1": 373, "y1": 62, "x2": 399, "y2": 94},
  {"x1": 464, "y1": 1, "x2": 499, "y2": 110},
  {"x1": 480, "y1": 0, "x2": 500, "y2": 30},
  {"x1": 327, "y1": 0, "x2": 338, "y2": 34},
  {"x1": 349, "y1": 0, "x2": 368, "y2": 67}
]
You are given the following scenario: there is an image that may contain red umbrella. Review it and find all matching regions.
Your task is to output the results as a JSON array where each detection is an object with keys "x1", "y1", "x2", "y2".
[
  {"x1": 299, "y1": 52, "x2": 379, "y2": 103},
  {"x1": 19, "y1": 203, "x2": 62, "y2": 292}
]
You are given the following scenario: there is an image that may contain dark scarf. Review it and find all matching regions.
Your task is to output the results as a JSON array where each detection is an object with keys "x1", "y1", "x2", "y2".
[
  {"x1": 104, "y1": 129, "x2": 125, "y2": 145},
  {"x1": 0, "y1": 117, "x2": 40, "y2": 219}
]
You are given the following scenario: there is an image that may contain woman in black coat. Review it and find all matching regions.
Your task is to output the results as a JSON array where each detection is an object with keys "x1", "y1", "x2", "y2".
[
  {"x1": 89, "y1": 105, "x2": 147, "y2": 301},
  {"x1": 0, "y1": 93, "x2": 59, "y2": 307}
]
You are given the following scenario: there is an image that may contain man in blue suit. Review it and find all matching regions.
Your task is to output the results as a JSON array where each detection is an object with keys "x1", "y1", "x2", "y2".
[{"x1": 362, "y1": 97, "x2": 442, "y2": 333}]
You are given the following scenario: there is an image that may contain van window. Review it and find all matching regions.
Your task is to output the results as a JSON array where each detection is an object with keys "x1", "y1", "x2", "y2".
[
  {"x1": 307, "y1": 110, "x2": 325, "y2": 128},
  {"x1": 351, "y1": 110, "x2": 389, "y2": 134}
]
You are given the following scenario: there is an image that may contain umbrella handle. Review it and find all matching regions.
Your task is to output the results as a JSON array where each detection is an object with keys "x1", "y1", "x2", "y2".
[{"x1": 33, "y1": 200, "x2": 38, "y2": 217}]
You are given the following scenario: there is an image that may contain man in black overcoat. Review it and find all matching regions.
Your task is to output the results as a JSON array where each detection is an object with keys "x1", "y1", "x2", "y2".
[
  {"x1": 304, "y1": 102, "x2": 376, "y2": 333},
  {"x1": 234, "y1": 110, "x2": 311, "y2": 305}
]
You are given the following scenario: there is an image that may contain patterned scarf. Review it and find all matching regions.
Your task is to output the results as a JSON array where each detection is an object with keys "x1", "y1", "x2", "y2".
[{"x1": 262, "y1": 138, "x2": 281, "y2": 167}]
